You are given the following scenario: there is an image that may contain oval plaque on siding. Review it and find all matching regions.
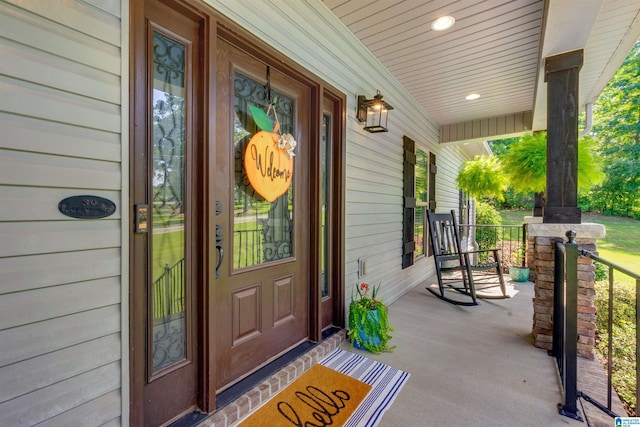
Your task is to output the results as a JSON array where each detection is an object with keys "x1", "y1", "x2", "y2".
[{"x1": 58, "y1": 195, "x2": 117, "y2": 219}]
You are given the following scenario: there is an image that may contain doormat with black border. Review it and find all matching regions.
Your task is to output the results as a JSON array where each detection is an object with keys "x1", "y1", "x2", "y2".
[{"x1": 238, "y1": 363, "x2": 372, "y2": 427}]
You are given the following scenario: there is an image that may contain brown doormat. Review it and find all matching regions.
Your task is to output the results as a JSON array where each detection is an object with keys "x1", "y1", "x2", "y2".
[{"x1": 238, "y1": 364, "x2": 372, "y2": 427}]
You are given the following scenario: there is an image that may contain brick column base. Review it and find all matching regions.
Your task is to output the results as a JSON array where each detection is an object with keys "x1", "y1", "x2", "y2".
[{"x1": 526, "y1": 221, "x2": 606, "y2": 360}]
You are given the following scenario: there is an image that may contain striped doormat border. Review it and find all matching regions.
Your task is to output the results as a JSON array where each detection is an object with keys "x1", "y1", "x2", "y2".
[{"x1": 319, "y1": 348, "x2": 410, "y2": 427}]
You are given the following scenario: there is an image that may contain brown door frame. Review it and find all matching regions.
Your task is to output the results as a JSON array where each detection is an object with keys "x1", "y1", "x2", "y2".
[
  {"x1": 317, "y1": 93, "x2": 346, "y2": 333},
  {"x1": 130, "y1": 1, "x2": 346, "y2": 423}
]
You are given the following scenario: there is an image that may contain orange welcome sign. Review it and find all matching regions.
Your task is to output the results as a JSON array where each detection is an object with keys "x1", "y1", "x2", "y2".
[{"x1": 244, "y1": 131, "x2": 294, "y2": 202}]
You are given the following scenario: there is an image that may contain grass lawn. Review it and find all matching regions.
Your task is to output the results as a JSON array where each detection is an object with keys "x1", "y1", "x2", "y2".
[
  {"x1": 500, "y1": 209, "x2": 640, "y2": 275},
  {"x1": 152, "y1": 230, "x2": 184, "y2": 281},
  {"x1": 584, "y1": 212, "x2": 640, "y2": 274},
  {"x1": 500, "y1": 209, "x2": 532, "y2": 226}
]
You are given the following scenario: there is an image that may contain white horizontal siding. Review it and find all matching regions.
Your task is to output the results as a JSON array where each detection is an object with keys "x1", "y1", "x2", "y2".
[
  {"x1": 0, "y1": 334, "x2": 121, "y2": 402},
  {"x1": 0, "y1": 151, "x2": 121, "y2": 189},
  {"x1": 0, "y1": 113, "x2": 121, "y2": 161},
  {"x1": 35, "y1": 390, "x2": 122, "y2": 427},
  {"x1": 0, "y1": 75, "x2": 121, "y2": 132},
  {"x1": 0, "y1": 361, "x2": 120, "y2": 427},
  {"x1": 0, "y1": 277, "x2": 120, "y2": 330},
  {"x1": 0, "y1": 1, "x2": 124, "y2": 426},
  {"x1": 435, "y1": 144, "x2": 471, "y2": 213},
  {"x1": 0, "y1": 37, "x2": 120, "y2": 104},
  {"x1": 3, "y1": 0, "x2": 121, "y2": 46},
  {"x1": 0, "y1": 248, "x2": 121, "y2": 294},
  {"x1": 82, "y1": 0, "x2": 121, "y2": 18},
  {"x1": 0, "y1": 305, "x2": 121, "y2": 368},
  {"x1": 0, "y1": 220, "x2": 121, "y2": 258},
  {"x1": 101, "y1": 418, "x2": 123, "y2": 427},
  {"x1": 0, "y1": 1, "x2": 120, "y2": 74}
]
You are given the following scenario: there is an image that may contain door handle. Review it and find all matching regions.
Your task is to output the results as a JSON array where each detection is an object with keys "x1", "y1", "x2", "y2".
[
  {"x1": 215, "y1": 201, "x2": 223, "y2": 279},
  {"x1": 215, "y1": 225, "x2": 223, "y2": 278}
]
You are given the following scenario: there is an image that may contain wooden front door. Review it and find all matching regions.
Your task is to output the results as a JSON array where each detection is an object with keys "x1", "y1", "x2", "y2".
[
  {"x1": 130, "y1": 0, "x2": 207, "y2": 425},
  {"x1": 213, "y1": 39, "x2": 311, "y2": 390}
]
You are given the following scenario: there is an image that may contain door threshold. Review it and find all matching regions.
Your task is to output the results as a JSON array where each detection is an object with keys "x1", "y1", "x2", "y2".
[
  {"x1": 216, "y1": 340, "x2": 316, "y2": 408},
  {"x1": 190, "y1": 328, "x2": 345, "y2": 427},
  {"x1": 167, "y1": 411, "x2": 209, "y2": 427},
  {"x1": 217, "y1": 326, "x2": 343, "y2": 408}
]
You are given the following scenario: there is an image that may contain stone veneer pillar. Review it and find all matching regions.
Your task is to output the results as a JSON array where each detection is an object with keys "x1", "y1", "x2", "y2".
[{"x1": 526, "y1": 219, "x2": 606, "y2": 359}]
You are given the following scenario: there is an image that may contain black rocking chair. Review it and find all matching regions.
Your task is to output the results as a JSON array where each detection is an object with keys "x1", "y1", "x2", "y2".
[{"x1": 426, "y1": 210, "x2": 508, "y2": 306}]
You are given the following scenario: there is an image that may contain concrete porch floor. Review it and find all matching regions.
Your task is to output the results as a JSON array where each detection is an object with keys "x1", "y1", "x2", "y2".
[
  {"x1": 204, "y1": 275, "x2": 623, "y2": 427},
  {"x1": 338, "y1": 277, "x2": 618, "y2": 427}
]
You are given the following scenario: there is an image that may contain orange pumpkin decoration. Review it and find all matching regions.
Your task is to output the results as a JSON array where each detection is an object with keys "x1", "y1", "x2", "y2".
[{"x1": 244, "y1": 131, "x2": 294, "y2": 202}]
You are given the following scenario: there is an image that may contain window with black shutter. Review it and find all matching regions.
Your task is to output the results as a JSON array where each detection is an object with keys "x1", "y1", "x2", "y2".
[
  {"x1": 428, "y1": 152, "x2": 437, "y2": 257},
  {"x1": 414, "y1": 149, "x2": 428, "y2": 258},
  {"x1": 402, "y1": 136, "x2": 416, "y2": 268}
]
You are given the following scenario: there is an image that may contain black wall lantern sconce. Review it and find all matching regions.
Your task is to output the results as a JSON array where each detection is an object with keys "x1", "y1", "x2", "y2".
[{"x1": 357, "y1": 90, "x2": 394, "y2": 133}]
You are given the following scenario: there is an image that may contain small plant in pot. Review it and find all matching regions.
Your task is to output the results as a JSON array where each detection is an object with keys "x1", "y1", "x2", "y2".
[
  {"x1": 509, "y1": 243, "x2": 530, "y2": 282},
  {"x1": 348, "y1": 283, "x2": 394, "y2": 354}
]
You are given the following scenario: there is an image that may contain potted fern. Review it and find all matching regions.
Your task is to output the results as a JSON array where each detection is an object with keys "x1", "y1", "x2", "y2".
[
  {"x1": 455, "y1": 155, "x2": 507, "y2": 201},
  {"x1": 348, "y1": 283, "x2": 394, "y2": 353},
  {"x1": 509, "y1": 243, "x2": 530, "y2": 282}
]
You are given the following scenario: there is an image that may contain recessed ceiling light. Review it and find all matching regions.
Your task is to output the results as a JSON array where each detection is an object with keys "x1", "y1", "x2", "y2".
[
  {"x1": 431, "y1": 16, "x2": 455, "y2": 31},
  {"x1": 465, "y1": 93, "x2": 481, "y2": 100}
]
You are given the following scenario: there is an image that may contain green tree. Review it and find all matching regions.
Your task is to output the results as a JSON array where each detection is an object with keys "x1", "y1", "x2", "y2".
[
  {"x1": 587, "y1": 40, "x2": 640, "y2": 218},
  {"x1": 488, "y1": 136, "x2": 519, "y2": 156}
]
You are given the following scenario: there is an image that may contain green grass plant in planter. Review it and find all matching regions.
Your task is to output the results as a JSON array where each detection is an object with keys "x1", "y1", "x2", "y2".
[
  {"x1": 508, "y1": 243, "x2": 530, "y2": 282},
  {"x1": 348, "y1": 283, "x2": 394, "y2": 354}
]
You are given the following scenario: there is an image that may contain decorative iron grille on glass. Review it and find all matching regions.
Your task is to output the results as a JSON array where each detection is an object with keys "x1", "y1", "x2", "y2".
[
  {"x1": 233, "y1": 72, "x2": 294, "y2": 268},
  {"x1": 151, "y1": 31, "x2": 187, "y2": 373}
]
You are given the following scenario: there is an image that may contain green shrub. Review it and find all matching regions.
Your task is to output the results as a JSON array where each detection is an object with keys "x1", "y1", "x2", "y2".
[
  {"x1": 594, "y1": 261, "x2": 609, "y2": 282},
  {"x1": 475, "y1": 202, "x2": 502, "y2": 262},
  {"x1": 497, "y1": 188, "x2": 534, "y2": 210}
]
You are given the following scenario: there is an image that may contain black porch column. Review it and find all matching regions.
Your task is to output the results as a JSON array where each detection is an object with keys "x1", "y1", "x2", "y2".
[
  {"x1": 533, "y1": 192, "x2": 544, "y2": 217},
  {"x1": 544, "y1": 49, "x2": 583, "y2": 224}
]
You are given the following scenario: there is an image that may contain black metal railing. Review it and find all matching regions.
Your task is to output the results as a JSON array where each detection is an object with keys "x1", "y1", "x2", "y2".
[
  {"x1": 553, "y1": 230, "x2": 640, "y2": 420},
  {"x1": 234, "y1": 229, "x2": 264, "y2": 268},
  {"x1": 152, "y1": 258, "x2": 185, "y2": 319},
  {"x1": 459, "y1": 223, "x2": 527, "y2": 268},
  {"x1": 551, "y1": 231, "x2": 582, "y2": 420},
  {"x1": 579, "y1": 247, "x2": 640, "y2": 418},
  {"x1": 150, "y1": 227, "x2": 265, "y2": 320}
]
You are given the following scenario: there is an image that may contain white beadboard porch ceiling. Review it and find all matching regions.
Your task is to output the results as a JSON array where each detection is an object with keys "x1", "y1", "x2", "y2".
[{"x1": 322, "y1": 0, "x2": 640, "y2": 142}]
